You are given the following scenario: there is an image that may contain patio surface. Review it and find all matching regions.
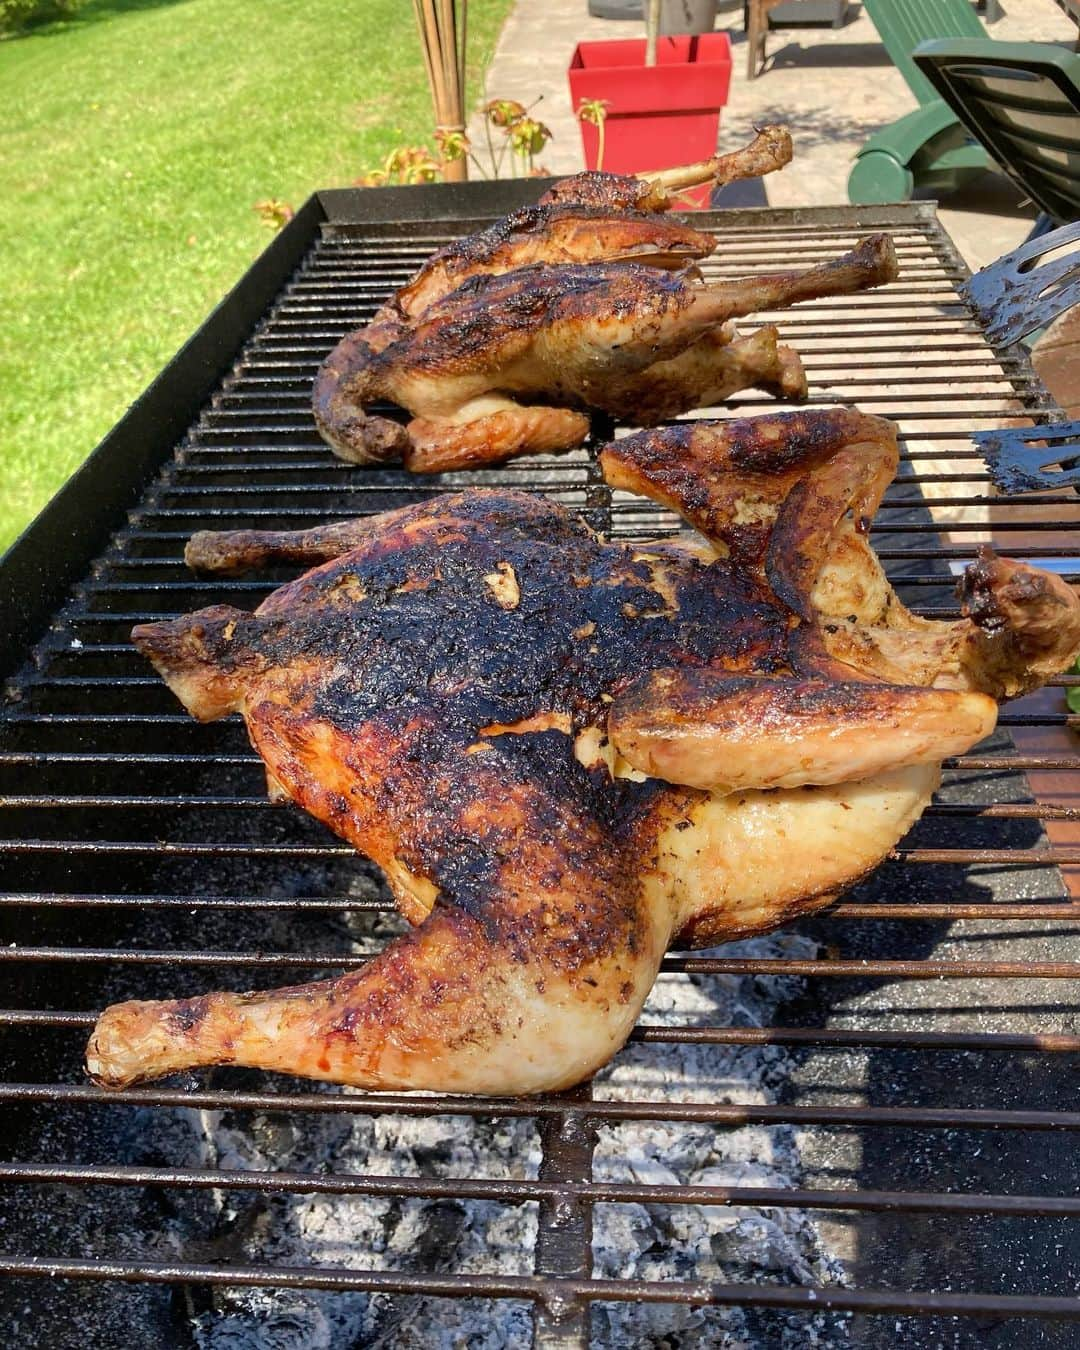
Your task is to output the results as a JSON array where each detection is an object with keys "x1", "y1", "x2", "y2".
[{"x1": 469, "y1": 0, "x2": 1076, "y2": 271}]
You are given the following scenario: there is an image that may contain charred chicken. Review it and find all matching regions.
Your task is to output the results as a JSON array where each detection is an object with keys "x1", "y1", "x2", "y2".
[
  {"x1": 86, "y1": 409, "x2": 1080, "y2": 1096},
  {"x1": 314, "y1": 235, "x2": 897, "y2": 472},
  {"x1": 312, "y1": 127, "x2": 853, "y2": 471},
  {"x1": 363, "y1": 125, "x2": 795, "y2": 347}
]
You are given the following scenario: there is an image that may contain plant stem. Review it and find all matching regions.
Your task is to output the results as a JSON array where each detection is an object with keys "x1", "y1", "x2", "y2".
[
  {"x1": 466, "y1": 149, "x2": 491, "y2": 180},
  {"x1": 483, "y1": 113, "x2": 499, "y2": 177}
]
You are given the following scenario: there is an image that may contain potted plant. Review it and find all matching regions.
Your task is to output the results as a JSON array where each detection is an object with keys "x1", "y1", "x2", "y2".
[{"x1": 568, "y1": 0, "x2": 732, "y2": 207}]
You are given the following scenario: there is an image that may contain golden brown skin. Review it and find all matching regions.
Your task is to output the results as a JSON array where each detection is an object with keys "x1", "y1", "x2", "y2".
[
  {"x1": 87, "y1": 409, "x2": 1080, "y2": 1096},
  {"x1": 391, "y1": 208, "x2": 718, "y2": 330},
  {"x1": 313, "y1": 236, "x2": 896, "y2": 470},
  {"x1": 312, "y1": 127, "x2": 812, "y2": 469}
]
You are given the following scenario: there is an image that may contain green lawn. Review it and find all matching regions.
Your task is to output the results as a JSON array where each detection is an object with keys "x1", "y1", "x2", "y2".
[{"x1": 0, "y1": 0, "x2": 511, "y2": 551}]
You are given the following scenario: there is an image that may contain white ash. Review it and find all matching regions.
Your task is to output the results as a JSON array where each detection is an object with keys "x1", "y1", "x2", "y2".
[
  {"x1": 589, "y1": 929, "x2": 849, "y2": 1348},
  {"x1": 185, "y1": 929, "x2": 847, "y2": 1348},
  {"x1": 188, "y1": 1107, "x2": 539, "y2": 1349}
]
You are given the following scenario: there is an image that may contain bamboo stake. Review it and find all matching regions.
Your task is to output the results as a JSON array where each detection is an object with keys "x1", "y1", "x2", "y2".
[
  {"x1": 412, "y1": 0, "x2": 468, "y2": 182},
  {"x1": 645, "y1": 0, "x2": 660, "y2": 67}
]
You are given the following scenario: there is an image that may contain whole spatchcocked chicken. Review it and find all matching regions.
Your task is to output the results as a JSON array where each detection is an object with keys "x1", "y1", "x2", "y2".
[
  {"x1": 312, "y1": 127, "x2": 901, "y2": 471},
  {"x1": 86, "y1": 409, "x2": 1080, "y2": 1096}
]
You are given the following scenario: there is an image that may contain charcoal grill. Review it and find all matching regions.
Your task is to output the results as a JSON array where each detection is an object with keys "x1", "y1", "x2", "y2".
[{"x1": 2, "y1": 183, "x2": 1080, "y2": 1347}]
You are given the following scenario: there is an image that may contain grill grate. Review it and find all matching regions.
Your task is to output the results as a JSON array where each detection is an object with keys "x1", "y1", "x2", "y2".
[{"x1": 2, "y1": 197, "x2": 1080, "y2": 1346}]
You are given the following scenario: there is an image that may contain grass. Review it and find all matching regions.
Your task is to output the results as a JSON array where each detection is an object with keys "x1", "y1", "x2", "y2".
[{"x1": 0, "y1": 0, "x2": 511, "y2": 551}]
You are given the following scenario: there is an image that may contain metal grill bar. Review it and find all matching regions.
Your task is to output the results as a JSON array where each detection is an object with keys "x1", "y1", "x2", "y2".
[
  {"x1": 4, "y1": 893, "x2": 1080, "y2": 923},
  {"x1": 2, "y1": 1257, "x2": 1080, "y2": 1322},
  {"x1": 8, "y1": 795, "x2": 1080, "y2": 817},
  {"x1": 4, "y1": 1161, "x2": 1080, "y2": 1219},
  {"x1": 4, "y1": 841, "x2": 1079, "y2": 864},
  {"x1": 5, "y1": 947, "x2": 1080, "y2": 977},
  {"x1": 3, "y1": 1082, "x2": 1079, "y2": 1130}
]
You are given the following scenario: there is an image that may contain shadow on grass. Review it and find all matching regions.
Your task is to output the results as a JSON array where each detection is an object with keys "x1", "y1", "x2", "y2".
[{"x1": 2, "y1": 0, "x2": 191, "y2": 43}]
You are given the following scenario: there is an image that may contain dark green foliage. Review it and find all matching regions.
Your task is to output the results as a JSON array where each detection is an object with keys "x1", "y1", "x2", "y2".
[{"x1": 1, "y1": 0, "x2": 88, "y2": 34}]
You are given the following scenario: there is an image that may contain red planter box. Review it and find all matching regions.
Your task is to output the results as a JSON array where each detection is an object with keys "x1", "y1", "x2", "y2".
[{"x1": 568, "y1": 33, "x2": 733, "y2": 209}]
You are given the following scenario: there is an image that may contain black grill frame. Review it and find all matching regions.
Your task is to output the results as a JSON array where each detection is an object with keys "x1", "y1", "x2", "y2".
[{"x1": 2, "y1": 184, "x2": 1080, "y2": 1346}]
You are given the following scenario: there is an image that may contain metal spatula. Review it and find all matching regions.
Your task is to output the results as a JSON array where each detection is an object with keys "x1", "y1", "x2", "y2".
[
  {"x1": 972, "y1": 421, "x2": 1080, "y2": 494},
  {"x1": 961, "y1": 219, "x2": 1080, "y2": 348},
  {"x1": 961, "y1": 221, "x2": 1080, "y2": 493}
]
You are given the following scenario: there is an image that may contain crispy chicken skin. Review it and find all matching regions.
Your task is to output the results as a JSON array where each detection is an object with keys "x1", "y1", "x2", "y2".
[
  {"x1": 87, "y1": 409, "x2": 1080, "y2": 1095},
  {"x1": 537, "y1": 125, "x2": 794, "y2": 212},
  {"x1": 313, "y1": 235, "x2": 895, "y2": 471},
  {"x1": 313, "y1": 127, "x2": 828, "y2": 470}
]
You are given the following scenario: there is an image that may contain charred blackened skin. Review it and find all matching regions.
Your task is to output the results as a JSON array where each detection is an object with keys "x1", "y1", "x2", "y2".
[
  {"x1": 167, "y1": 998, "x2": 211, "y2": 1035},
  {"x1": 961, "y1": 544, "x2": 1021, "y2": 635}
]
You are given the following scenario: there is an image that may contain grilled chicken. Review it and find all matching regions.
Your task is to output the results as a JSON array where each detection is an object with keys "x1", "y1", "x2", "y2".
[
  {"x1": 86, "y1": 408, "x2": 1080, "y2": 1095},
  {"x1": 314, "y1": 235, "x2": 896, "y2": 471},
  {"x1": 315, "y1": 128, "x2": 815, "y2": 468},
  {"x1": 387, "y1": 125, "x2": 793, "y2": 328},
  {"x1": 536, "y1": 124, "x2": 794, "y2": 212}
]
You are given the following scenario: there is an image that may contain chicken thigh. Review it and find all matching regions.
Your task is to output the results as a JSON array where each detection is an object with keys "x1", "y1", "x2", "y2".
[{"x1": 86, "y1": 409, "x2": 1080, "y2": 1095}]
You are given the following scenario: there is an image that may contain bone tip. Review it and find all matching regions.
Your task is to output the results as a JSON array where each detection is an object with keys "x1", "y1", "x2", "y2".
[
  {"x1": 85, "y1": 1008, "x2": 147, "y2": 1091},
  {"x1": 184, "y1": 532, "x2": 221, "y2": 573},
  {"x1": 869, "y1": 232, "x2": 900, "y2": 283},
  {"x1": 757, "y1": 123, "x2": 794, "y2": 164}
]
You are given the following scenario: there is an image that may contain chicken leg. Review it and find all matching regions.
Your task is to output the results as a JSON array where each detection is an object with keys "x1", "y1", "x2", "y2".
[
  {"x1": 537, "y1": 124, "x2": 795, "y2": 212},
  {"x1": 385, "y1": 125, "x2": 794, "y2": 328}
]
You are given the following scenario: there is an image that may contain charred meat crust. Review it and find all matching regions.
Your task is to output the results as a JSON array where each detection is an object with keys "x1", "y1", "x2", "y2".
[
  {"x1": 599, "y1": 409, "x2": 893, "y2": 576},
  {"x1": 538, "y1": 171, "x2": 656, "y2": 212},
  {"x1": 201, "y1": 489, "x2": 790, "y2": 732},
  {"x1": 388, "y1": 262, "x2": 695, "y2": 379},
  {"x1": 961, "y1": 544, "x2": 1077, "y2": 644},
  {"x1": 398, "y1": 205, "x2": 715, "y2": 304},
  {"x1": 133, "y1": 487, "x2": 790, "y2": 939},
  {"x1": 603, "y1": 408, "x2": 884, "y2": 491}
]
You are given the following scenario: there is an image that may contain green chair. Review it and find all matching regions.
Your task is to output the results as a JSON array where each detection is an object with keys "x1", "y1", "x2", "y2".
[
  {"x1": 913, "y1": 39, "x2": 1080, "y2": 232},
  {"x1": 849, "y1": 0, "x2": 992, "y2": 204}
]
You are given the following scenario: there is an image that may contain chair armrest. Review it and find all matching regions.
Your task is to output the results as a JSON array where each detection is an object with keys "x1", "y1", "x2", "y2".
[{"x1": 855, "y1": 100, "x2": 964, "y2": 168}]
